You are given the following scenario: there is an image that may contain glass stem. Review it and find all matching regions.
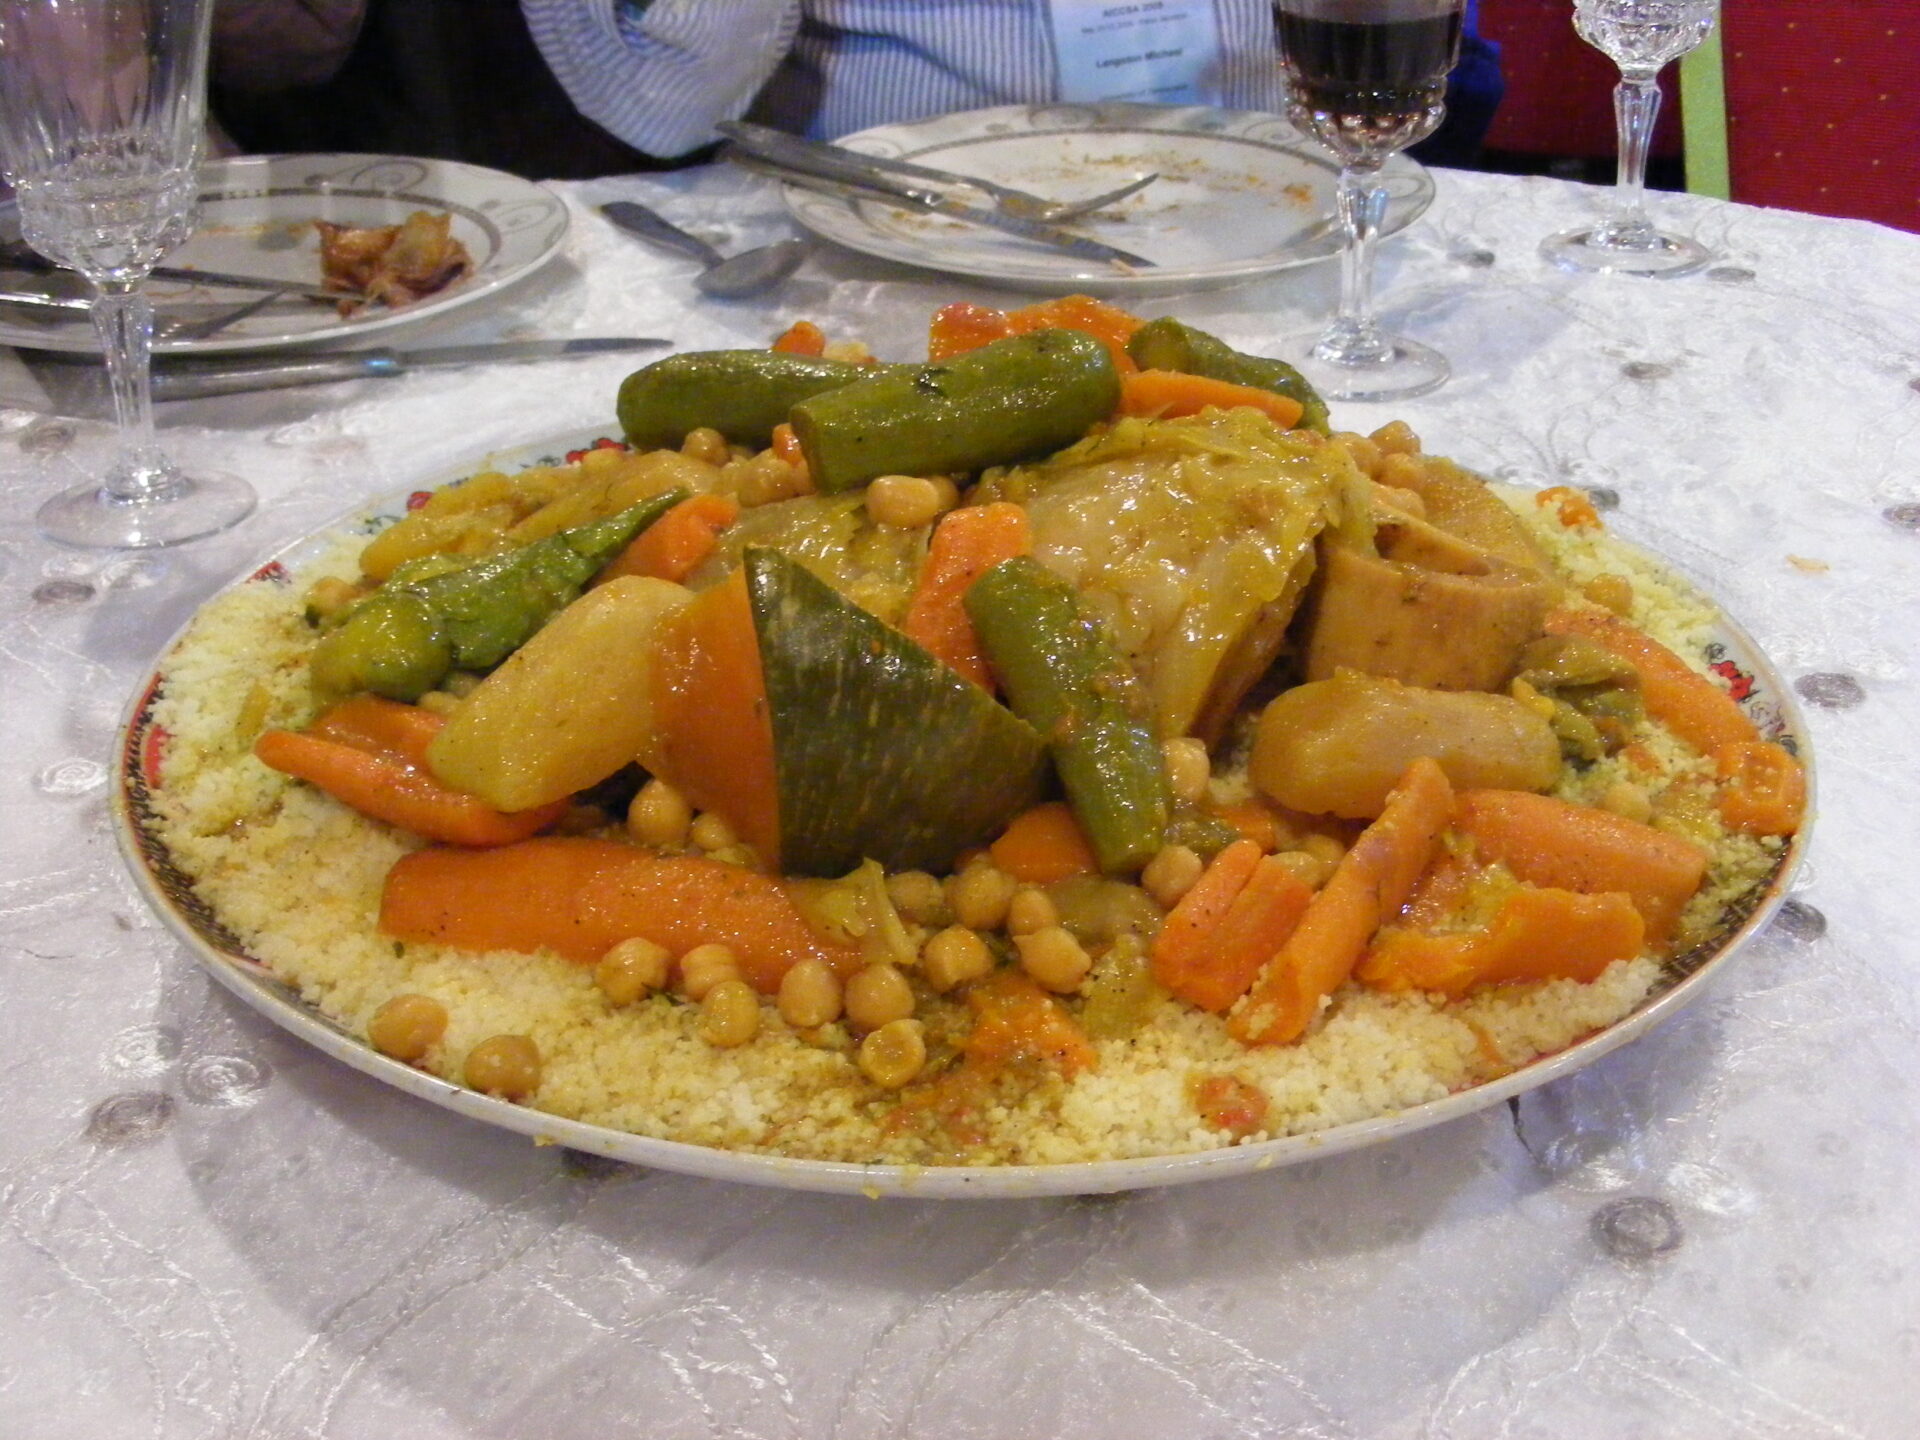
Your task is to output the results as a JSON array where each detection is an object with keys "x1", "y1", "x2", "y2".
[
  {"x1": 91, "y1": 277, "x2": 183, "y2": 504},
  {"x1": 1320, "y1": 158, "x2": 1391, "y2": 363},
  {"x1": 1604, "y1": 71, "x2": 1662, "y2": 244}
]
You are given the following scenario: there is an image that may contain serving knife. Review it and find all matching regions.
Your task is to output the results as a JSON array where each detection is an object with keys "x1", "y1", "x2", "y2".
[
  {"x1": 147, "y1": 336, "x2": 671, "y2": 401},
  {"x1": 727, "y1": 156, "x2": 1156, "y2": 270}
]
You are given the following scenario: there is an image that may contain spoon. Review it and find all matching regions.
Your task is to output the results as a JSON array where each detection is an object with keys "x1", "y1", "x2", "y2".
[{"x1": 600, "y1": 201, "x2": 807, "y2": 299}]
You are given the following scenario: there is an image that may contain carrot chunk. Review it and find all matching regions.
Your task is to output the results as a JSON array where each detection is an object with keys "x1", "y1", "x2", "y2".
[
  {"x1": 899, "y1": 501, "x2": 1031, "y2": 689},
  {"x1": 989, "y1": 800, "x2": 1100, "y2": 885},
  {"x1": 1117, "y1": 369, "x2": 1305, "y2": 430},
  {"x1": 1358, "y1": 885, "x2": 1646, "y2": 997},
  {"x1": 1714, "y1": 738, "x2": 1806, "y2": 835},
  {"x1": 1164, "y1": 854, "x2": 1313, "y2": 1013},
  {"x1": 1543, "y1": 607, "x2": 1758, "y2": 754},
  {"x1": 379, "y1": 836, "x2": 861, "y2": 989},
  {"x1": 598, "y1": 492, "x2": 740, "y2": 585},
  {"x1": 1229, "y1": 757, "x2": 1454, "y2": 1046},
  {"x1": 1152, "y1": 838, "x2": 1262, "y2": 999},
  {"x1": 771, "y1": 319, "x2": 827, "y2": 355},
  {"x1": 1453, "y1": 788, "x2": 1708, "y2": 946},
  {"x1": 927, "y1": 302, "x2": 1015, "y2": 361}
]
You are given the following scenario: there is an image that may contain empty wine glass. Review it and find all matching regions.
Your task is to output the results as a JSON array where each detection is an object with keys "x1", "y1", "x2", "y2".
[
  {"x1": 0, "y1": 0, "x2": 254, "y2": 548},
  {"x1": 1273, "y1": 0, "x2": 1466, "y2": 403},
  {"x1": 1540, "y1": 0, "x2": 1720, "y2": 277}
]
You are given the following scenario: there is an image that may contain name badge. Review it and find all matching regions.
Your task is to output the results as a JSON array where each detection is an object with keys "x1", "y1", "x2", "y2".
[{"x1": 1050, "y1": 0, "x2": 1224, "y2": 105}]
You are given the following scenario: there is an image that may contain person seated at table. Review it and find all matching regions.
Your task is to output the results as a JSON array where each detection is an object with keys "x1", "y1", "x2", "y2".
[{"x1": 521, "y1": 0, "x2": 1502, "y2": 166}]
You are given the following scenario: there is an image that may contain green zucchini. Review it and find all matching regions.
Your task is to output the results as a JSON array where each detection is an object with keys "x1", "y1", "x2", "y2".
[
  {"x1": 790, "y1": 329, "x2": 1121, "y2": 493},
  {"x1": 744, "y1": 547, "x2": 1049, "y2": 877},
  {"x1": 1125, "y1": 317, "x2": 1330, "y2": 434},
  {"x1": 312, "y1": 489, "x2": 685, "y2": 701},
  {"x1": 965, "y1": 556, "x2": 1170, "y2": 873},
  {"x1": 616, "y1": 350, "x2": 871, "y2": 450}
]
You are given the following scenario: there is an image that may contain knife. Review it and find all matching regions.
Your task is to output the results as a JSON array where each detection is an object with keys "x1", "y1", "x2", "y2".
[
  {"x1": 2, "y1": 243, "x2": 356, "y2": 303},
  {"x1": 728, "y1": 156, "x2": 1156, "y2": 270},
  {"x1": 719, "y1": 119, "x2": 1079, "y2": 218},
  {"x1": 147, "y1": 337, "x2": 671, "y2": 401}
]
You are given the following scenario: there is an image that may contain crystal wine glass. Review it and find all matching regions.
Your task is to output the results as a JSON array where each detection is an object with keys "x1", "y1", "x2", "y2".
[
  {"x1": 1540, "y1": 0, "x2": 1720, "y2": 277},
  {"x1": 1273, "y1": 0, "x2": 1466, "y2": 404},
  {"x1": 0, "y1": 0, "x2": 254, "y2": 548}
]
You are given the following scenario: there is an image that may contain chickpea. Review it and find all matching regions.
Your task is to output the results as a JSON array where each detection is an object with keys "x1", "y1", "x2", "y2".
[
  {"x1": 415, "y1": 689, "x2": 461, "y2": 717},
  {"x1": 844, "y1": 963, "x2": 915, "y2": 1031},
  {"x1": 688, "y1": 810, "x2": 737, "y2": 853},
  {"x1": 367, "y1": 993, "x2": 447, "y2": 1062},
  {"x1": 596, "y1": 937, "x2": 670, "y2": 1005},
  {"x1": 699, "y1": 979, "x2": 762, "y2": 1048},
  {"x1": 1300, "y1": 831, "x2": 1348, "y2": 872},
  {"x1": 733, "y1": 452, "x2": 801, "y2": 507},
  {"x1": 1161, "y1": 736, "x2": 1212, "y2": 805},
  {"x1": 858, "y1": 1018, "x2": 927, "y2": 1089},
  {"x1": 865, "y1": 475, "x2": 944, "y2": 530},
  {"x1": 886, "y1": 869, "x2": 949, "y2": 926},
  {"x1": 1140, "y1": 844, "x2": 1204, "y2": 909},
  {"x1": 920, "y1": 925, "x2": 995, "y2": 993},
  {"x1": 927, "y1": 476, "x2": 962, "y2": 513},
  {"x1": 680, "y1": 425, "x2": 732, "y2": 467},
  {"x1": 627, "y1": 779, "x2": 692, "y2": 849},
  {"x1": 1584, "y1": 572, "x2": 1636, "y2": 616},
  {"x1": 1269, "y1": 849, "x2": 1328, "y2": 888},
  {"x1": 777, "y1": 958, "x2": 843, "y2": 1029},
  {"x1": 464, "y1": 1034, "x2": 541, "y2": 1099},
  {"x1": 1006, "y1": 887, "x2": 1059, "y2": 937},
  {"x1": 1599, "y1": 779, "x2": 1654, "y2": 825},
  {"x1": 1015, "y1": 925, "x2": 1091, "y2": 994},
  {"x1": 678, "y1": 943, "x2": 741, "y2": 1000},
  {"x1": 946, "y1": 859, "x2": 1017, "y2": 931},
  {"x1": 1370, "y1": 419, "x2": 1422, "y2": 456}
]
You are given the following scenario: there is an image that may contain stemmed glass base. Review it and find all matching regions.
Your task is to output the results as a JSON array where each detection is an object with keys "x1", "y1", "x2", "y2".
[
  {"x1": 1541, "y1": 222, "x2": 1710, "y2": 278},
  {"x1": 38, "y1": 455, "x2": 254, "y2": 548},
  {"x1": 1282, "y1": 322, "x2": 1451, "y2": 404}
]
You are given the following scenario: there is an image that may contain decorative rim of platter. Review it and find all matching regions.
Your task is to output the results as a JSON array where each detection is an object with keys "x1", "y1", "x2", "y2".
[
  {"x1": 113, "y1": 428, "x2": 1815, "y2": 1199},
  {"x1": 0, "y1": 153, "x2": 570, "y2": 356},
  {"x1": 779, "y1": 102, "x2": 1435, "y2": 296}
]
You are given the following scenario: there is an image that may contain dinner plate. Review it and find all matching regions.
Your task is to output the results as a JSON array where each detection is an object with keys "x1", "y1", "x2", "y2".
[
  {"x1": 114, "y1": 429, "x2": 1813, "y2": 1198},
  {"x1": 0, "y1": 154, "x2": 569, "y2": 356},
  {"x1": 779, "y1": 103, "x2": 1435, "y2": 295}
]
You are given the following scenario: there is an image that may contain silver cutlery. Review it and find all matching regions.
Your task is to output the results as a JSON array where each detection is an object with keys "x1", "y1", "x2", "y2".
[
  {"x1": 717, "y1": 120, "x2": 1158, "y2": 223},
  {"x1": 728, "y1": 156, "x2": 1157, "y2": 270},
  {"x1": 2, "y1": 241, "x2": 356, "y2": 303},
  {"x1": 146, "y1": 336, "x2": 671, "y2": 401},
  {"x1": 599, "y1": 200, "x2": 807, "y2": 298}
]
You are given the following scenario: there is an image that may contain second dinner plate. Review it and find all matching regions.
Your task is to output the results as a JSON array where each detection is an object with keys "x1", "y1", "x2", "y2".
[
  {"x1": 781, "y1": 102, "x2": 1434, "y2": 294},
  {"x1": 0, "y1": 153, "x2": 570, "y2": 356}
]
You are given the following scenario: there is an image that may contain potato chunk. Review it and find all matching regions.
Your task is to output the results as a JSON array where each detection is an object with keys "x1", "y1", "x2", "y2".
[
  {"x1": 426, "y1": 576, "x2": 691, "y2": 811},
  {"x1": 1250, "y1": 670, "x2": 1561, "y2": 819}
]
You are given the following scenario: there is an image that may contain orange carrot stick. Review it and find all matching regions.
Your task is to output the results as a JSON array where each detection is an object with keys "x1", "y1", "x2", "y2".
[
  {"x1": 1453, "y1": 788, "x2": 1708, "y2": 946},
  {"x1": 598, "y1": 492, "x2": 740, "y2": 585},
  {"x1": 771, "y1": 319, "x2": 827, "y2": 355},
  {"x1": 1229, "y1": 757, "x2": 1455, "y2": 1046},
  {"x1": 305, "y1": 692, "x2": 445, "y2": 765},
  {"x1": 1005, "y1": 294, "x2": 1145, "y2": 373},
  {"x1": 770, "y1": 421, "x2": 804, "y2": 466},
  {"x1": 927, "y1": 302, "x2": 1015, "y2": 361},
  {"x1": 1205, "y1": 799, "x2": 1283, "y2": 853},
  {"x1": 1543, "y1": 607, "x2": 1758, "y2": 754},
  {"x1": 255, "y1": 728, "x2": 566, "y2": 846},
  {"x1": 1358, "y1": 885, "x2": 1646, "y2": 998},
  {"x1": 1165, "y1": 854, "x2": 1313, "y2": 1013},
  {"x1": 1714, "y1": 738, "x2": 1807, "y2": 836},
  {"x1": 1117, "y1": 369, "x2": 1306, "y2": 430},
  {"x1": 988, "y1": 800, "x2": 1100, "y2": 885},
  {"x1": 899, "y1": 500, "x2": 1031, "y2": 689},
  {"x1": 379, "y1": 836, "x2": 861, "y2": 989},
  {"x1": 1151, "y1": 838, "x2": 1263, "y2": 996}
]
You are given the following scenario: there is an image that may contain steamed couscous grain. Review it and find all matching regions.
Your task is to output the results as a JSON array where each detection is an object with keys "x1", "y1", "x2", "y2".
[{"x1": 140, "y1": 452, "x2": 1792, "y2": 1169}]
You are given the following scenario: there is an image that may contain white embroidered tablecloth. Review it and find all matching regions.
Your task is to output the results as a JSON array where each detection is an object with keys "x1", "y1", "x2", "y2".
[{"x1": 1, "y1": 161, "x2": 1914, "y2": 1439}]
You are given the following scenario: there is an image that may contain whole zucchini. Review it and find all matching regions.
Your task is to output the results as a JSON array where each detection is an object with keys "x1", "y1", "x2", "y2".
[
  {"x1": 616, "y1": 350, "x2": 870, "y2": 451},
  {"x1": 1125, "y1": 317, "x2": 1330, "y2": 434},
  {"x1": 966, "y1": 556, "x2": 1170, "y2": 873},
  {"x1": 791, "y1": 329, "x2": 1121, "y2": 493}
]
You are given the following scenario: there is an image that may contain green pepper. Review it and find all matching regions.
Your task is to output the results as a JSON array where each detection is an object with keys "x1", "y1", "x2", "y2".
[
  {"x1": 616, "y1": 350, "x2": 873, "y2": 451},
  {"x1": 1125, "y1": 316, "x2": 1330, "y2": 434},
  {"x1": 791, "y1": 329, "x2": 1122, "y2": 493},
  {"x1": 312, "y1": 488, "x2": 686, "y2": 701},
  {"x1": 966, "y1": 556, "x2": 1170, "y2": 873}
]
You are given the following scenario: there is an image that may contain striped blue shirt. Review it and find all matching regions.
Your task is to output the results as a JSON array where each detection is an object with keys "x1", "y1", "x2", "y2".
[{"x1": 520, "y1": 0, "x2": 1289, "y2": 157}]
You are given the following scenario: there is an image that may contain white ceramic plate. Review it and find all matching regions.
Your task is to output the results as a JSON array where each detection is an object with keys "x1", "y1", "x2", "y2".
[
  {"x1": 114, "y1": 429, "x2": 1812, "y2": 1198},
  {"x1": 780, "y1": 103, "x2": 1434, "y2": 295},
  {"x1": 0, "y1": 154, "x2": 569, "y2": 356}
]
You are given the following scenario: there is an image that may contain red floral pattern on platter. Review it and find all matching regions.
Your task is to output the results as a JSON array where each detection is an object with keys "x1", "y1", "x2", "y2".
[
  {"x1": 1710, "y1": 658, "x2": 1755, "y2": 703},
  {"x1": 250, "y1": 561, "x2": 290, "y2": 585},
  {"x1": 405, "y1": 490, "x2": 434, "y2": 512},
  {"x1": 564, "y1": 437, "x2": 628, "y2": 464}
]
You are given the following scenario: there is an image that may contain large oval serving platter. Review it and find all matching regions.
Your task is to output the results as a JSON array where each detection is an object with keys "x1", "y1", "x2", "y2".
[
  {"x1": 780, "y1": 102, "x2": 1434, "y2": 296},
  {"x1": 115, "y1": 428, "x2": 1814, "y2": 1199}
]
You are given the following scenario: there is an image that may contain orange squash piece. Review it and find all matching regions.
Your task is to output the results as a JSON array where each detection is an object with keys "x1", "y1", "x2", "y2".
[
  {"x1": 1543, "y1": 607, "x2": 1758, "y2": 754},
  {"x1": 1714, "y1": 738, "x2": 1806, "y2": 835},
  {"x1": 1358, "y1": 886, "x2": 1646, "y2": 998},
  {"x1": 988, "y1": 800, "x2": 1100, "y2": 885}
]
